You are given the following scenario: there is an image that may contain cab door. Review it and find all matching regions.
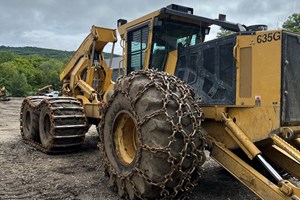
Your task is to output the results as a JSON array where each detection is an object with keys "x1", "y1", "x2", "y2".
[{"x1": 126, "y1": 24, "x2": 150, "y2": 74}]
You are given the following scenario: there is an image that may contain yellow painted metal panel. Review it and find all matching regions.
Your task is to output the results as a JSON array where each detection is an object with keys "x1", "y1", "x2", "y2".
[
  {"x1": 235, "y1": 30, "x2": 282, "y2": 107},
  {"x1": 232, "y1": 31, "x2": 282, "y2": 143},
  {"x1": 117, "y1": 10, "x2": 160, "y2": 38},
  {"x1": 227, "y1": 106, "x2": 281, "y2": 147},
  {"x1": 165, "y1": 50, "x2": 178, "y2": 75}
]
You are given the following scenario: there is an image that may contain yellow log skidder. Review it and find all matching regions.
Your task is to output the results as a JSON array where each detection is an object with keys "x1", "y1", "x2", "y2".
[{"x1": 20, "y1": 4, "x2": 299, "y2": 199}]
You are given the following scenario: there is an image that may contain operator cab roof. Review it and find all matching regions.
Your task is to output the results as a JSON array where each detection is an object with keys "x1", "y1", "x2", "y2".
[{"x1": 117, "y1": 4, "x2": 267, "y2": 38}]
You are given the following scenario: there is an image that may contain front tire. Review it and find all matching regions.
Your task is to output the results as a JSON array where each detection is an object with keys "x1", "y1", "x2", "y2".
[{"x1": 99, "y1": 70, "x2": 206, "y2": 199}]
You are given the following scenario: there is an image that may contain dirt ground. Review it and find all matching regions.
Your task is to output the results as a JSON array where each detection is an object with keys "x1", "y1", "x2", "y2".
[{"x1": 0, "y1": 98, "x2": 259, "y2": 200}]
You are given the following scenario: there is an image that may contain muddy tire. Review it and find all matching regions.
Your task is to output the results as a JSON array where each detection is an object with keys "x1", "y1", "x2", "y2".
[
  {"x1": 99, "y1": 70, "x2": 206, "y2": 199},
  {"x1": 20, "y1": 97, "x2": 44, "y2": 141},
  {"x1": 39, "y1": 104, "x2": 53, "y2": 148},
  {"x1": 38, "y1": 97, "x2": 87, "y2": 152}
]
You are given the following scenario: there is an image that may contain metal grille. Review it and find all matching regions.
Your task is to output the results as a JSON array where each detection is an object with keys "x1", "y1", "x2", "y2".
[
  {"x1": 175, "y1": 34, "x2": 236, "y2": 104},
  {"x1": 281, "y1": 32, "x2": 300, "y2": 125}
]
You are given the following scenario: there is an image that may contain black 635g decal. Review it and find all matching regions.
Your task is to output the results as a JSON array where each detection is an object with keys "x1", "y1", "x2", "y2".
[{"x1": 257, "y1": 32, "x2": 281, "y2": 43}]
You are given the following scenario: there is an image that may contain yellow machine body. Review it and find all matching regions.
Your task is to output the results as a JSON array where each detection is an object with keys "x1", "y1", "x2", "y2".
[
  {"x1": 115, "y1": 6, "x2": 300, "y2": 199},
  {"x1": 203, "y1": 30, "x2": 283, "y2": 149}
]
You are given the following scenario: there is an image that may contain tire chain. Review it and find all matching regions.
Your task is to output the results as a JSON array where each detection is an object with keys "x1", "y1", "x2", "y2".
[
  {"x1": 99, "y1": 69, "x2": 207, "y2": 199},
  {"x1": 20, "y1": 96, "x2": 87, "y2": 153}
]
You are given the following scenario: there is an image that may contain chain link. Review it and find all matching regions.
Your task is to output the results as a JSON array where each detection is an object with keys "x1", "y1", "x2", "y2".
[{"x1": 99, "y1": 69, "x2": 207, "y2": 199}]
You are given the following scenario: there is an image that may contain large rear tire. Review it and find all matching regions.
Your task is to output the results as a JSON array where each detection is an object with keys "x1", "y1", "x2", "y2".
[{"x1": 99, "y1": 70, "x2": 206, "y2": 199}]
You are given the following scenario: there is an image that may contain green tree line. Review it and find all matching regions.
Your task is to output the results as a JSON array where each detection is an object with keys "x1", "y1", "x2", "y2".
[
  {"x1": 282, "y1": 13, "x2": 300, "y2": 33},
  {"x1": 0, "y1": 46, "x2": 120, "y2": 97},
  {"x1": 0, "y1": 51, "x2": 68, "y2": 96},
  {"x1": 0, "y1": 46, "x2": 74, "y2": 59}
]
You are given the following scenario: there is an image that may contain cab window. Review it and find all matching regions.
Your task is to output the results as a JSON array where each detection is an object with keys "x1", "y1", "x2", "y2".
[{"x1": 127, "y1": 25, "x2": 149, "y2": 74}]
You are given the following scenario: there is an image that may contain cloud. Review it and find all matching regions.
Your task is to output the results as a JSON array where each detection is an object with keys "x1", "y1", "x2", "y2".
[{"x1": 20, "y1": 30, "x2": 87, "y2": 50}]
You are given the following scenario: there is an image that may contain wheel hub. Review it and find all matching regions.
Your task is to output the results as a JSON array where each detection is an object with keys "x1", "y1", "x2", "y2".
[{"x1": 113, "y1": 112, "x2": 138, "y2": 165}]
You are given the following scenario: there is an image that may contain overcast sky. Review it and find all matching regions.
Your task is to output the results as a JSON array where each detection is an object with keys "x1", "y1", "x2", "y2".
[{"x1": 0, "y1": 0, "x2": 299, "y2": 54}]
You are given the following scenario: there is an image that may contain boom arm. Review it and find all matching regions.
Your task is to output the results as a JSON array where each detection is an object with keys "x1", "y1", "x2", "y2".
[{"x1": 60, "y1": 26, "x2": 117, "y2": 103}]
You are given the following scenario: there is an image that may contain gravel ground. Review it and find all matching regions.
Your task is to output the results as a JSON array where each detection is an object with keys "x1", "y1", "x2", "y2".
[{"x1": 0, "y1": 98, "x2": 259, "y2": 200}]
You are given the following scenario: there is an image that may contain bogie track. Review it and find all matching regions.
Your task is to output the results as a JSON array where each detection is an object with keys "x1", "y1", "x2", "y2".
[{"x1": 20, "y1": 96, "x2": 87, "y2": 153}]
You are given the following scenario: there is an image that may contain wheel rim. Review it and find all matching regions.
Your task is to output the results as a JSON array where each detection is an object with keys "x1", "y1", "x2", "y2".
[
  {"x1": 25, "y1": 110, "x2": 31, "y2": 131},
  {"x1": 113, "y1": 111, "x2": 138, "y2": 165}
]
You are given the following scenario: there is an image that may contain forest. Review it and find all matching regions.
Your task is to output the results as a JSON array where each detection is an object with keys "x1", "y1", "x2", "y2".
[
  {"x1": 0, "y1": 46, "x2": 73, "y2": 96},
  {"x1": 0, "y1": 46, "x2": 117, "y2": 97}
]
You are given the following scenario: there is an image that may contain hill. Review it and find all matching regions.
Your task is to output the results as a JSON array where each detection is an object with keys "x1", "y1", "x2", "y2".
[
  {"x1": 0, "y1": 46, "x2": 74, "y2": 60},
  {"x1": 0, "y1": 46, "x2": 120, "y2": 60}
]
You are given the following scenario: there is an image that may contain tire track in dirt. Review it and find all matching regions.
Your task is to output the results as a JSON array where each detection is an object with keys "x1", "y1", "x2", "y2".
[
  {"x1": 0, "y1": 142, "x2": 44, "y2": 199},
  {"x1": 0, "y1": 136, "x2": 118, "y2": 200}
]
